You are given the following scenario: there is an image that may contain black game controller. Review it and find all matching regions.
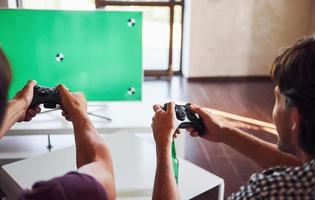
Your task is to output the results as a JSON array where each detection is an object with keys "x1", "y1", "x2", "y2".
[
  {"x1": 30, "y1": 85, "x2": 62, "y2": 109},
  {"x1": 163, "y1": 103, "x2": 205, "y2": 136}
]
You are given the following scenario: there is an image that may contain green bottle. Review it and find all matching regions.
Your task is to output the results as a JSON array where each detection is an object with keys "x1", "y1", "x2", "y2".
[{"x1": 172, "y1": 140, "x2": 179, "y2": 184}]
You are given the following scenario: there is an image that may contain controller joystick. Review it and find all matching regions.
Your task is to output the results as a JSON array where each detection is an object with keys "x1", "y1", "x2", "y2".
[
  {"x1": 163, "y1": 103, "x2": 205, "y2": 136},
  {"x1": 30, "y1": 85, "x2": 62, "y2": 109}
]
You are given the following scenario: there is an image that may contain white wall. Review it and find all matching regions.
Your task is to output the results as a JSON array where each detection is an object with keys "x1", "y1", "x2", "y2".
[{"x1": 183, "y1": 0, "x2": 314, "y2": 77}]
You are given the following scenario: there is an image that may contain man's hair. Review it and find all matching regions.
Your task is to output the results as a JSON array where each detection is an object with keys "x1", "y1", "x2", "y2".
[
  {"x1": 0, "y1": 48, "x2": 11, "y2": 125},
  {"x1": 270, "y1": 35, "x2": 315, "y2": 156}
]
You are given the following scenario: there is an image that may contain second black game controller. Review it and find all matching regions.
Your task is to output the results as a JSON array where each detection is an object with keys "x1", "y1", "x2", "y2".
[
  {"x1": 30, "y1": 85, "x2": 62, "y2": 109},
  {"x1": 163, "y1": 103, "x2": 206, "y2": 136}
]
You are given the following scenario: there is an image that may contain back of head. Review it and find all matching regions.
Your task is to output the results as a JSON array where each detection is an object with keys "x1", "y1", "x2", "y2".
[
  {"x1": 270, "y1": 36, "x2": 315, "y2": 156},
  {"x1": 0, "y1": 48, "x2": 11, "y2": 125}
]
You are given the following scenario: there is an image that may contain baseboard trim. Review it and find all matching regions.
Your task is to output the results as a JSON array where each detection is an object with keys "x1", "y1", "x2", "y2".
[{"x1": 187, "y1": 76, "x2": 272, "y2": 82}]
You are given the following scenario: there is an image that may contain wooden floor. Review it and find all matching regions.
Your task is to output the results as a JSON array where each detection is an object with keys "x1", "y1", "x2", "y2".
[{"x1": 143, "y1": 77, "x2": 277, "y2": 199}]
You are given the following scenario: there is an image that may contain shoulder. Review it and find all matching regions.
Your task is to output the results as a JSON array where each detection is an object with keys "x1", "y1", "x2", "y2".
[
  {"x1": 18, "y1": 171, "x2": 108, "y2": 200},
  {"x1": 228, "y1": 160, "x2": 315, "y2": 200}
]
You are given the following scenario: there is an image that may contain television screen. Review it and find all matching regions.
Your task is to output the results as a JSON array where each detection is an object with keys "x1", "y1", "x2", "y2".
[{"x1": 0, "y1": 9, "x2": 142, "y2": 101}]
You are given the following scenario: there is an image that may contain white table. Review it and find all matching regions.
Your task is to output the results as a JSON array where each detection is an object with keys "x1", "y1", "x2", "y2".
[
  {"x1": 6, "y1": 102, "x2": 187, "y2": 158},
  {"x1": 1, "y1": 102, "x2": 224, "y2": 199},
  {"x1": 7, "y1": 102, "x2": 156, "y2": 135},
  {"x1": 0, "y1": 132, "x2": 224, "y2": 200}
]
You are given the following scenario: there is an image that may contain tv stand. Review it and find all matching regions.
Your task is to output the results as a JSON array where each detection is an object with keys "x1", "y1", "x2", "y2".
[{"x1": 39, "y1": 105, "x2": 112, "y2": 122}]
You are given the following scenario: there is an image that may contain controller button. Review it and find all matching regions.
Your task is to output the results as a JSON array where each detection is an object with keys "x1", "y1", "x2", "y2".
[
  {"x1": 176, "y1": 111, "x2": 186, "y2": 121},
  {"x1": 38, "y1": 91, "x2": 48, "y2": 96}
]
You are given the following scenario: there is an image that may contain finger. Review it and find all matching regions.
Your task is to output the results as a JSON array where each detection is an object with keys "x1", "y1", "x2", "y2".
[
  {"x1": 65, "y1": 115, "x2": 71, "y2": 121},
  {"x1": 189, "y1": 104, "x2": 209, "y2": 119},
  {"x1": 167, "y1": 102, "x2": 175, "y2": 114},
  {"x1": 25, "y1": 80, "x2": 37, "y2": 89},
  {"x1": 26, "y1": 109, "x2": 37, "y2": 118},
  {"x1": 71, "y1": 92, "x2": 87, "y2": 110},
  {"x1": 153, "y1": 104, "x2": 163, "y2": 113},
  {"x1": 62, "y1": 111, "x2": 69, "y2": 117},
  {"x1": 24, "y1": 116, "x2": 32, "y2": 122},
  {"x1": 60, "y1": 85, "x2": 70, "y2": 91},
  {"x1": 24, "y1": 114, "x2": 34, "y2": 121},
  {"x1": 151, "y1": 122, "x2": 154, "y2": 130},
  {"x1": 63, "y1": 113, "x2": 71, "y2": 120},
  {"x1": 34, "y1": 106, "x2": 41, "y2": 113},
  {"x1": 186, "y1": 127, "x2": 194, "y2": 133},
  {"x1": 19, "y1": 80, "x2": 37, "y2": 94},
  {"x1": 189, "y1": 103, "x2": 199, "y2": 112},
  {"x1": 27, "y1": 108, "x2": 38, "y2": 114},
  {"x1": 27, "y1": 80, "x2": 37, "y2": 87},
  {"x1": 56, "y1": 84, "x2": 72, "y2": 97},
  {"x1": 190, "y1": 131, "x2": 199, "y2": 137},
  {"x1": 72, "y1": 91, "x2": 85, "y2": 98},
  {"x1": 56, "y1": 85, "x2": 74, "y2": 108}
]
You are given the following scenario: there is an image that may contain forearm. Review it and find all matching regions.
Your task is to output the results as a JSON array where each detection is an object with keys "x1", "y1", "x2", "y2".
[
  {"x1": 153, "y1": 146, "x2": 180, "y2": 200},
  {"x1": 72, "y1": 114, "x2": 113, "y2": 169},
  {"x1": 0, "y1": 100, "x2": 25, "y2": 138},
  {"x1": 220, "y1": 127, "x2": 302, "y2": 168},
  {"x1": 72, "y1": 113, "x2": 116, "y2": 200}
]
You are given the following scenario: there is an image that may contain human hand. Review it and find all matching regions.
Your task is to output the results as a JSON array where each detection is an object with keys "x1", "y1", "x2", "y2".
[
  {"x1": 186, "y1": 104, "x2": 230, "y2": 143},
  {"x1": 12, "y1": 80, "x2": 41, "y2": 122},
  {"x1": 56, "y1": 84, "x2": 88, "y2": 123},
  {"x1": 151, "y1": 102, "x2": 180, "y2": 149}
]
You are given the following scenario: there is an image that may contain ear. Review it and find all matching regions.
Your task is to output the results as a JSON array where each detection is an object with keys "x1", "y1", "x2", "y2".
[{"x1": 290, "y1": 107, "x2": 301, "y2": 136}]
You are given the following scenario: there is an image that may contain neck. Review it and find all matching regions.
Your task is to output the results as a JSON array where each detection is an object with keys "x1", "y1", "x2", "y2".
[
  {"x1": 301, "y1": 152, "x2": 315, "y2": 163},
  {"x1": 292, "y1": 138, "x2": 315, "y2": 163}
]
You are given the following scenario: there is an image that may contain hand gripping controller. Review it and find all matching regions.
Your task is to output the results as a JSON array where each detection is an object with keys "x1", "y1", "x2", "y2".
[
  {"x1": 163, "y1": 103, "x2": 205, "y2": 136},
  {"x1": 30, "y1": 85, "x2": 62, "y2": 109}
]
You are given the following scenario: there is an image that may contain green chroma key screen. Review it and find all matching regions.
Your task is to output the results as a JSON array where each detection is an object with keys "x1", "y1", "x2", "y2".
[{"x1": 0, "y1": 9, "x2": 142, "y2": 101}]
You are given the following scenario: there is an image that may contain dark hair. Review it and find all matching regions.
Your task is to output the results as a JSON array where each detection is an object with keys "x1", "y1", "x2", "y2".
[
  {"x1": 270, "y1": 36, "x2": 315, "y2": 156},
  {"x1": 0, "y1": 48, "x2": 11, "y2": 125}
]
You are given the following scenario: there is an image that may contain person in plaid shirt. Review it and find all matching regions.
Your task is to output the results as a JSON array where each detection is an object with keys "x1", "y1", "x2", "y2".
[{"x1": 151, "y1": 36, "x2": 315, "y2": 199}]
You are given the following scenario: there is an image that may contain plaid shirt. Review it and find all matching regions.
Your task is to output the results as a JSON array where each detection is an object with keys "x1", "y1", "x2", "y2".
[{"x1": 229, "y1": 159, "x2": 315, "y2": 200}]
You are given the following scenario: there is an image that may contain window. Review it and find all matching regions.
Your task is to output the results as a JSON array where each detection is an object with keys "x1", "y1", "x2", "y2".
[
  {"x1": 96, "y1": 0, "x2": 184, "y2": 76},
  {"x1": 19, "y1": 0, "x2": 184, "y2": 76}
]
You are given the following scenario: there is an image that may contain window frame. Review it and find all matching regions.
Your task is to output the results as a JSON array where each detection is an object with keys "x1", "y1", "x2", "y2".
[{"x1": 95, "y1": 0, "x2": 184, "y2": 77}]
